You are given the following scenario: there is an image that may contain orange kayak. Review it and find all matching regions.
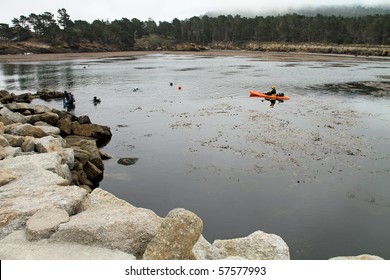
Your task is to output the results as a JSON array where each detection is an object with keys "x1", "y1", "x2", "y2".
[{"x1": 250, "y1": 90, "x2": 290, "y2": 100}]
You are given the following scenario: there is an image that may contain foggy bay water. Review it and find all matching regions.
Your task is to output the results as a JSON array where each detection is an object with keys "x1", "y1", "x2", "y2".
[{"x1": 1, "y1": 53, "x2": 389, "y2": 259}]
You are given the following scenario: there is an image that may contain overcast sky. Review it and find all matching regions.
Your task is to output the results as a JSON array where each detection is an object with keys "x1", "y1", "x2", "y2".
[{"x1": 1, "y1": 0, "x2": 388, "y2": 24}]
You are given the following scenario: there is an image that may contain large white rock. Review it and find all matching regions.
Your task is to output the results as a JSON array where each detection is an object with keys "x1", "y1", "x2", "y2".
[
  {"x1": 194, "y1": 230, "x2": 290, "y2": 260},
  {"x1": 5, "y1": 123, "x2": 47, "y2": 138},
  {"x1": 51, "y1": 188, "x2": 162, "y2": 259},
  {"x1": 0, "y1": 230, "x2": 136, "y2": 260},
  {"x1": 0, "y1": 153, "x2": 90, "y2": 239},
  {"x1": 330, "y1": 254, "x2": 384, "y2": 260},
  {"x1": 212, "y1": 230, "x2": 290, "y2": 260},
  {"x1": 34, "y1": 135, "x2": 66, "y2": 153},
  {"x1": 0, "y1": 183, "x2": 89, "y2": 239},
  {"x1": 0, "y1": 107, "x2": 26, "y2": 124},
  {"x1": 26, "y1": 208, "x2": 70, "y2": 241},
  {"x1": 4, "y1": 103, "x2": 52, "y2": 114},
  {"x1": 35, "y1": 125, "x2": 61, "y2": 135},
  {"x1": 0, "y1": 153, "x2": 70, "y2": 182},
  {"x1": 89, "y1": 187, "x2": 136, "y2": 209},
  {"x1": 25, "y1": 112, "x2": 59, "y2": 126}
]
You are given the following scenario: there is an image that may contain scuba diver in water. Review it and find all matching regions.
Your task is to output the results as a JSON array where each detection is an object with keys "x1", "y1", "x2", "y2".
[
  {"x1": 63, "y1": 91, "x2": 75, "y2": 111},
  {"x1": 93, "y1": 96, "x2": 101, "y2": 105}
]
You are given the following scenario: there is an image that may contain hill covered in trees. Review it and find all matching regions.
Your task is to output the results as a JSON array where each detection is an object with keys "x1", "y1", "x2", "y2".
[{"x1": 0, "y1": 7, "x2": 389, "y2": 56}]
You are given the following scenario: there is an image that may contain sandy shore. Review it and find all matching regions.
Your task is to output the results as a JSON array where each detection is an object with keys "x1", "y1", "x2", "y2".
[{"x1": 1, "y1": 49, "x2": 387, "y2": 63}]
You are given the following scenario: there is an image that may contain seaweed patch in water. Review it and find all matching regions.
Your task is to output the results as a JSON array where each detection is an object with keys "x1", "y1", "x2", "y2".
[
  {"x1": 134, "y1": 67, "x2": 156, "y2": 70},
  {"x1": 229, "y1": 64, "x2": 253, "y2": 69},
  {"x1": 280, "y1": 63, "x2": 300, "y2": 67},
  {"x1": 177, "y1": 67, "x2": 203, "y2": 71},
  {"x1": 328, "y1": 63, "x2": 354, "y2": 68},
  {"x1": 311, "y1": 81, "x2": 390, "y2": 97}
]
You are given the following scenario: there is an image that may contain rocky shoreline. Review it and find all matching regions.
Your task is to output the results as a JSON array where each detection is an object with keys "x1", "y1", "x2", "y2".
[
  {"x1": 0, "y1": 90, "x2": 384, "y2": 260},
  {"x1": 1, "y1": 48, "x2": 390, "y2": 65},
  {"x1": 0, "y1": 89, "x2": 112, "y2": 190},
  {"x1": 1, "y1": 40, "x2": 389, "y2": 57}
]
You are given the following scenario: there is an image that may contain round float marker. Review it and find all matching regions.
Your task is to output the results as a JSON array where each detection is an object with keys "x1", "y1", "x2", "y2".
[{"x1": 178, "y1": 86, "x2": 182, "y2": 90}]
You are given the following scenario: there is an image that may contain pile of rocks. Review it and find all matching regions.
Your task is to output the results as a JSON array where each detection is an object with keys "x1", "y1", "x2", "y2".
[
  {"x1": 0, "y1": 90, "x2": 34, "y2": 103},
  {"x1": 0, "y1": 93, "x2": 111, "y2": 189},
  {"x1": 0, "y1": 88, "x2": 67, "y2": 104}
]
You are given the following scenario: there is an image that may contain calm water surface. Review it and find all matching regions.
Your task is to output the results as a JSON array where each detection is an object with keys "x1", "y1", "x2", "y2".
[{"x1": 1, "y1": 54, "x2": 389, "y2": 259}]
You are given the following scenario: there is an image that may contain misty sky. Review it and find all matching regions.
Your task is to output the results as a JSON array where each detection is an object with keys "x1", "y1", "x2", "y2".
[{"x1": 1, "y1": 0, "x2": 388, "y2": 24}]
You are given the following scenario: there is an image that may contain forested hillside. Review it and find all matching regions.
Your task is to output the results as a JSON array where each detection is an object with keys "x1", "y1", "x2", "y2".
[{"x1": 0, "y1": 8, "x2": 389, "y2": 55}]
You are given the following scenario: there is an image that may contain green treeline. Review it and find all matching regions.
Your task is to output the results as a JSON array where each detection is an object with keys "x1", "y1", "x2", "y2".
[{"x1": 0, "y1": 8, "x2": 389, "y2": 50}]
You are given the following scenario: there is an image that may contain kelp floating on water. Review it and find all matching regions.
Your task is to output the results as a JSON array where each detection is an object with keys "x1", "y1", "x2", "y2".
[{"x1": 313, "y1": 81, "x2": 390, "y2": 97}]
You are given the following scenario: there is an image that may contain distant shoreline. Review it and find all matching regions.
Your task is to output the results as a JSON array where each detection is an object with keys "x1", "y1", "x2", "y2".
[{"x1": 1, "y1": 49, "x2": 389, "y2": 63}]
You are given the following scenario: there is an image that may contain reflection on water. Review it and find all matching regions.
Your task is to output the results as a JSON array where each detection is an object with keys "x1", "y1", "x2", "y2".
[
  {"x1": 1, "y1": 54, "x2": 390, "y2": 260},
  {"x1": 0, "y1": 62, "x2": 85, "y2": 92}
]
